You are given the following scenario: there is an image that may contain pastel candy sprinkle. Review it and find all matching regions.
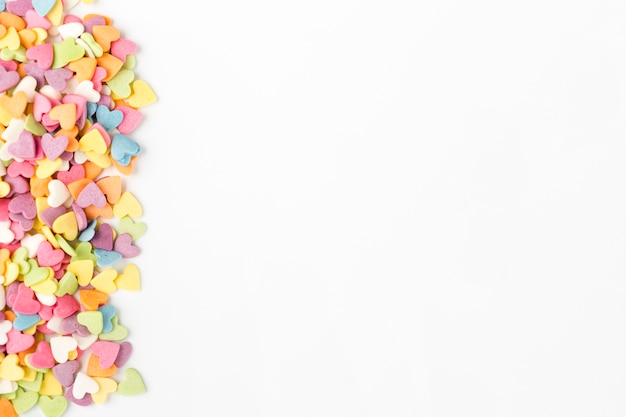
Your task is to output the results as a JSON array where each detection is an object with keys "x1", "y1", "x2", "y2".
[{"x1": 0, "y1": 0, "x2": 155, "y2": 415}]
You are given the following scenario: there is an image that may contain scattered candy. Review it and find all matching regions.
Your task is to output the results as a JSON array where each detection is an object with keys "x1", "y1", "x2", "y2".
[{"x1": 0, "y1": 0, "x2": 156, "y2": 415}]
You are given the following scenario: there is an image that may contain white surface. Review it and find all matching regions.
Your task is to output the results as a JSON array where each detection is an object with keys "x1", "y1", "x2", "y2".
[{"x1": 29, "y1": 0, "x2": 626, "y2": 416}]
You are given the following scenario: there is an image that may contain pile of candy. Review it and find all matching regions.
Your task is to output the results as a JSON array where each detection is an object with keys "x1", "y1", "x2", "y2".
[{"x1": 0, "y1": 0, "x2": 156, "y2": 416}]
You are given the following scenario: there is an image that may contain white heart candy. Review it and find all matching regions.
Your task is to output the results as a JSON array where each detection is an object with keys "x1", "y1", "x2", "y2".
[
  {"x1": 47, "y1": 179, "x2": 71, "y2": 208},
  {"x1": 50, "y1": 335, "x2": 78, "y2": 363},
  {"x1": 73, "y1": 372, "x2": 99, "y2": 399},
  {"x1": 0, "y1": 320, "x2": 12, "y2": 344},
  {"x1": 57, "y1": 22, "x2": 85, "y2": 40},
  {"x1": 0, "y1": 220, "x2": 15, "y2": 245}
]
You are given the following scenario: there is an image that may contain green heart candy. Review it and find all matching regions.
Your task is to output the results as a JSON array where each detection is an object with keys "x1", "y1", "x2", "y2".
[
  {"x1": 55, "y1": 271, "x2": 78, "y2": 296},
  {"x1": 55, "y1": 234, "x2": 77, "y2": 257},
  {"x1": 38, "y1": 395, "x2": 67, "y2": 417},
  {"x1": 11, "y1": 388, "x2": 38, "y2": 414},
  {"x1": 52, "y1": 38, "x2": 85, "y2": 68},
  {"x1": 24, "y1": 259, "x2": 49, "y2": 287},
  {"x1": 117, "y1": 368, "x2": 146, "y2": 396},
  {"x1": 0, "y1": 46, "x2": 26, "y2": 62},
  {"x1": 98, "y1": 315, "x2": 128, "y2": 341},
  {"x1": 71, "y1": 241, "x2": 97, "y2": 264},
  {"x1": 17, "y1": 371, "x2": 43, "y2": 392},
  {"x1": 107, "y1": 68, "x2": 135, "y2": 99},
  {"x1": 24, "y1": 114, "x2": 46, "y2": 136},
  {"x1": 79, "y1": 32, "x2": 103, "y2": 57},
  {"x1": 119, "y1": 215, "x2": 146, "y2": 240},
  {"x1": 77, "y1": 311, "x2": 103, "y2": 334},
  {"x1": 12, "y1": 246, "x2": 30, "y2": 275}
]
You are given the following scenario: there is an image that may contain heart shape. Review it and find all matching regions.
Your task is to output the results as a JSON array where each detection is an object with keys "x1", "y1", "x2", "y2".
[
  {"x1": 91, "y1": 222, "x2": 113, "y2": 249},
  {"x1": 47, "y1": 178, "x2": 71, "y2": 208},
  {"x1": 0, "y1": 65, "x2": 20, "y2": 93},
  {"x1": 112, "y1": 191, "x2": 142, "y2": 219},
  {"x1": 95, "y1": 104, "x2": 123, "y2": 131},
  {"x1": 27, "y1": 341, "x2": 55, "y2": 369},
  {"x1": 52, "y1": 359, "x2": 80, "y2": 387},
  {"x1": 72, "y1": 371, "x2": 99, "y2": 399},
  {"x1": 41, "y1": 133, "x2": 68, "y2": 160},
  {"x1": 5, "y1": 328, "x2": 34, "y2": 354},
  {"x1": 37, "y1": 240, "x2": 65, "y2": 267},
  {"x1": 106, "y1": 68, "x2": 134, "y2": 98},
  {"x1": 91, "y1": 377, "x2": 117, "y2": 404},
  {"x1": 52, "y1": 37, "x2": 85, "y2": 68},
  {"x1": 11, "y1": 387, "x2": 39, "y2": 414},
  {"x1": 0, "y1": 398, "x2": 17, "y2": 417},
  {"x1": 128, "y1": 79, "x2": 157, "y2": 108},
  {"x1": 50, "y1": 335, "x2": 78, "y2": 363},
  {"x1": 77, "y1": 310, "x2": 103, "y2": 334},
  {"x1": 0, "y1": 353, "x2": 25, "y2": 380},
  {"x1": 26, "y1": 43, "x2": 53, "y2": 70},
  {"x1": 90, "y1": 340, "x2": 120, "y2": 369},
  {"x1": 32, "y1": 0, "x2": 56, "y2": 16},
  {"x1": 12, "y1": 283, "x2": 41, "y2": 315},
  {"x1": 117, "y1": 368, "x2": 146, "y2": 396},
  {"x1": 44, "y1": 68, "x2": 73, "y2": 91},
  {"x1": 76, "y1": 180, "x2": 107, "y2": 208},
  {"x1": 38, "y1": 395, "x2": 68, "y2": 417},
  {"x1": 114, "y1": 233, "x2": 139, "y2": 258},
  {"x1": 7, "y1": 130, "x2": 36, "y2": 160}
]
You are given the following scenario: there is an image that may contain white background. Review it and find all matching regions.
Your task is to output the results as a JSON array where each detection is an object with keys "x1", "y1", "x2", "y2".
[{"x1": 26, "y1": 0, "x2": 626, "y2": 416}]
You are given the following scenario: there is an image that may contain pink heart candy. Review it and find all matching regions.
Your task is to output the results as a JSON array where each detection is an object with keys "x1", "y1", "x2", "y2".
[
  {"x1": 110, "y1": 38, "x2": 137, "y2": 61},
  {"x1": 12, "y1": 283, "x2": 41, "y2": 315},
  {"x1": 0, "y1": 65, "x2": 20, "y2": 93},
  {"x1": 37, "y1": 240, "x2": 65, "y2": 267},
  {"x1": 44, "y1": 67, "x2": 73, "y2": 91},
  {"x1": 6, "y1": 328, "x2": 35, "y2": 354},
  {"x1": 116, "y1": 105, "x2": 142, "y2": 134},
  {"x1": 28, "y1": 341, "x2": 55, "y2": 369},
  {"x1": 76, "y1": 181, "x2": 107, "y2": 208},
  {"x1": 53, "y1": 294, "x2": 80, "y2": 319},
  {"x1": 33, "y1": 92, "x2": 52, "y2": 121},
  {"x1": 8, "y1": 131, "x2": 36, "y2": 160},
  {"x1": 114, "y1": 233, "x2": 139, "y2": 258},
  {"x1": 7, "y1": 160, "x2": 35, "y2": 178},
  {"x1": 90, "y1": 341, "x2": 120, "y2": 369},
  {"x1": 8, "y1": 192, "x2": 36, "y2": 219},
  {"x1": 91, "y1": 222, "x2": 113, "y2": 250},
  {"x1": 114, "y1": 341, "x2": 133, "y2": 367},
  {"x1": 53, "y1": 360, "x2": 80, "y2": 387},
  {"x1": 25, "y1": 42, "x2": 53, "y2": 70},
  {"x1": 57, "y1": 163, "x2": 85, "y2": 185},
  {"x1": 41, "y1": 133, "x2": 68, "y2": 160}
]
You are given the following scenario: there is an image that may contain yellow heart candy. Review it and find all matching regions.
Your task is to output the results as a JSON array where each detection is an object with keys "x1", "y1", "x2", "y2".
[
  {"x1": 0, "y1": 26, "x2": 21, "y2": 50},
  {"x1": 78, "y1": 128, "x2": 107, "y2": 154},
  {"x1": 67, "y1": 259, "x2": 94, "y2": 287},
  {"x1": 30, "y1": 277, "x2": 58, "y2": 295},
  {"x1": 114, "y1": 263, "x2": 140, "y2": 291},
  {"x1": 4, "y1": 262, "x2": 19, "y2": 285},
  {"x1": 39, "y1": 369, "x2": 63, "y2": 396},
  {"x1": 127, "y1": 79, "x2": 156, "y2": 108},
  {"x1": 113, "y1": 191, "x2": 142, "y2": 218},
  {"x1": 91, "y1": 377, "x2": 117, "y2": 404},
  {"x1": 0, "y1": 353, "x2": 24, "y2": 381},
  {"x1": 36, "y1": 158, "x2": 63, "y2": 179},
  {"x1": 0, "y1": 181, "x2": 10, "y2": 198},
  {"x1": 90, "y1": 268, "x2": 117, "y2": 294},
  {"x1": 85, "y1": 150, "x2": 112, "y2": 169},
  {"x1": 52, "y1": 211, "x2": 78, "y2": 241}
]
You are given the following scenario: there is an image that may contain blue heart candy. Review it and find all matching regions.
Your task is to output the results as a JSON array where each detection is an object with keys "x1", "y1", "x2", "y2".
[
  {"x1": 96, "y1": 104, "x2": 123, "y2": 131},
  {"x1": 111, "y1": 133, "x2": 141, "y2": 166}
]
